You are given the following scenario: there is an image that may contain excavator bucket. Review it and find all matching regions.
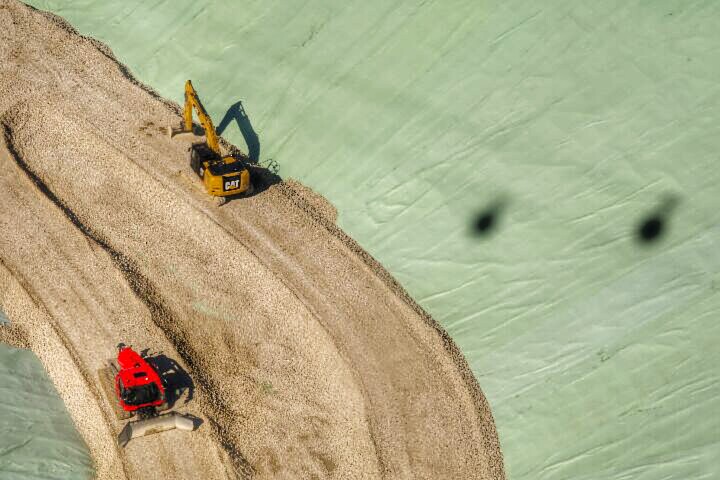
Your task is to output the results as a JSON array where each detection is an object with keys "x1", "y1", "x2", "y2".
[
  {"x1": 167, "y1": 124, "x2": 189, "y2": 138},
  {"x1": 117, "y1": 412, "x2": 195, "y2": 448}
]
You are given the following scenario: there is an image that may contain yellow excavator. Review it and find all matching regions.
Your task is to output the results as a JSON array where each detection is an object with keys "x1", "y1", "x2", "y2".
[{"x1": 169, "y1": 80, "x2": 252, "y2": 205}]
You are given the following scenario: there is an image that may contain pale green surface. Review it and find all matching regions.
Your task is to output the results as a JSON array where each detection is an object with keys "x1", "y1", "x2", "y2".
[
  {"x1": 0, "y1": 341, "x2": 93, "y2": 480},
  {"x1": 22, "y1": 1, "x2": 720, "y2": 478}
]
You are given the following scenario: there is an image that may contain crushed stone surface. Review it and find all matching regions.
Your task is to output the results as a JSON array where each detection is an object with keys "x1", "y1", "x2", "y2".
[{"x1": 0, "y1": 1, "x2": 504, "y2": 479}]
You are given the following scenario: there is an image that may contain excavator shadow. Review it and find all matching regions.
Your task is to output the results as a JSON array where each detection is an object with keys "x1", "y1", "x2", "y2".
[
  {"x1": 215, "y1": 100, "x2": 284, "y2": 203},
  {"x1": 221, "y1": 164, "x2": 282, "y2": 204},
  {"x1": 250, "y1": 164, "x2": 282, "y2": 193},
  {"x1": 216, "y1": 101, "x2": 259, "y2": 162},
  {"x1": 143, "y1": 352, "x2": 195, "y2": 408}
]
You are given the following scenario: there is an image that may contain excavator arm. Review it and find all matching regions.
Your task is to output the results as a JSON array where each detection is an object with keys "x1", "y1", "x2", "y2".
[{"x1": 178, "y1": 80, "x2": 221, "y2": 154}]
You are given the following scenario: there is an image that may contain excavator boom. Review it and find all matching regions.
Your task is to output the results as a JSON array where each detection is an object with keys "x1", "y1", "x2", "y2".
[{"x1": 182, "y1": 80, "x2": 221, "y2": 154}]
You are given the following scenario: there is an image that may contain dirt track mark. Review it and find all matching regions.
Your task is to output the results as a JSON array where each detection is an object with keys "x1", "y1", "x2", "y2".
[{"x1": 3, "y1": 123, "x2": 253, "y2": 479}]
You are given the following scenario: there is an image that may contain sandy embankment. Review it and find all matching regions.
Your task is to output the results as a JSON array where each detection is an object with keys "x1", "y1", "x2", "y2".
[{"x1": 0, "y1": 1, "x2": 505, "y2": 479}]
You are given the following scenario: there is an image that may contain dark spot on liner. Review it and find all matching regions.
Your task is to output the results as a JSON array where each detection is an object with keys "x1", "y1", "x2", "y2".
[
  {"x1": 636, "y1": 194, "x2": 679, "y2": 245},
  {"x1": 639, "y1": 217, "x2": 663, "y2": 241},
  {"x1": 475, "y1": 212, "x2": 495, "y2": 233},
  {"x1": 470, "y1": 197, "x2": 508, "y2": 237}
]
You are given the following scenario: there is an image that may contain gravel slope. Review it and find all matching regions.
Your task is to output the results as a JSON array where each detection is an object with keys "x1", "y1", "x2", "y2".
[{"x1": 0, "y1": 1, "x2": 504, "y2": 479}]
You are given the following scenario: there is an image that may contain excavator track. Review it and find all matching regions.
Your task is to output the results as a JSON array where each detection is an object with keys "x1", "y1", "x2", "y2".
[{"x1": 98, "y1": 359, "x2": 132, "y2": 421}]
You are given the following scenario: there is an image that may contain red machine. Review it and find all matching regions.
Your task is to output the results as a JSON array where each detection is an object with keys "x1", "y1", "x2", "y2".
[
  {"x1": 99, "y1": 344, "x2": 194, "y2": 447},
  {"x1": 114, "y1": 346, "x2": 167, "y2": 415}
]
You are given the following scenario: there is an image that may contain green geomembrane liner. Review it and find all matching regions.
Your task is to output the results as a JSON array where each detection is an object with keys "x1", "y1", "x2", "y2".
[
  {"x1": 0, "y1": 343, "x2": 93, "y2": 480},
  {"x1": 19, "y1": 1, "x2": 720, "y2": 479}
]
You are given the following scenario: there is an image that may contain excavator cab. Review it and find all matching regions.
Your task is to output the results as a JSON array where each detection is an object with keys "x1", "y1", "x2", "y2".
[
  {"x1": 170, "y1": 80, "x2": 253, "y2": 204},
  {"x1": 119, "y1": 380, "x2": 160, "y2": 407}
]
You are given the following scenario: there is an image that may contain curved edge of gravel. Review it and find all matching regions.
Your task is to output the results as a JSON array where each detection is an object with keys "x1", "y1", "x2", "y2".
[
  {"x1": 0, "y1": 323, "x2": 30, "y2": 349},
  {"x1": 276, "y1": 180, "x2": 506, "y2": 479},
  {"x1": 0, "y1": 256, "x2": 128, "y2": 480},
  {"x1": 17, "y1": 3, "x2": 506, "y2": 477}
]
